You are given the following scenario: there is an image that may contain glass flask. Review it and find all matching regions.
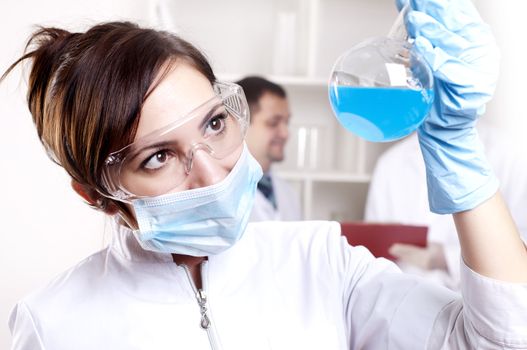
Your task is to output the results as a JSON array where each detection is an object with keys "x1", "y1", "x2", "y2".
[{"x1": 328, "y1": 5, "x2": 434, "y2": 142}]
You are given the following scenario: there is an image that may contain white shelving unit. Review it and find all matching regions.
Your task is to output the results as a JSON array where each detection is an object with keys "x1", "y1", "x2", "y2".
[{"x1": 153, "y1": 0, "x2": 400, "y2": 221}]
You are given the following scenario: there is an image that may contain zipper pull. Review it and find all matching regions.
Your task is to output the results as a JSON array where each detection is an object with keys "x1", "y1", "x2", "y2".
[{"x1": 196, "y1": 289, "x2": 211, "y2": 329}]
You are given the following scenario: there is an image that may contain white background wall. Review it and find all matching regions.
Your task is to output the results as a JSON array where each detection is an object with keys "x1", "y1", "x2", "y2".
[
  {"x1": 478, "y1": 0, "x2": 527, "y2": 136},
  {"x1": 0, "y1": 1, "x2": 525, "y2": 348}
]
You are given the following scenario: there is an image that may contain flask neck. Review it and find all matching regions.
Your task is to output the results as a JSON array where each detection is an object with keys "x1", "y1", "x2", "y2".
[{"x1": 387, "y1": 3, "x2": 410, "y2": 42}]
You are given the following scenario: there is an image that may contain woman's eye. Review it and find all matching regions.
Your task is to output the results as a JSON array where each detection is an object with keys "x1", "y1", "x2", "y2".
[
  {"x1": 143, "y1": 150, "x2": 172, "y2": 170},
  {"x1": 206, "y1": 113, "x2": 227, "y2": 134}
]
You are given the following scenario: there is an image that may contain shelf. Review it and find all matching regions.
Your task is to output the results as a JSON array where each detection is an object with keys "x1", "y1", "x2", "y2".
[
  {"x1": 276, "y1": 170, "x2": 371, "y2": 183},
  {"x1": 218, "y1": 73, "x2": 327, "y2": 87}
]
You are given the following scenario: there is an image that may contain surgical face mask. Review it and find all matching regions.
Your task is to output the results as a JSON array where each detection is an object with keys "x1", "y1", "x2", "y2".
[{"x1": 131, "y1": 145, "x2": 263, "y2": 256}]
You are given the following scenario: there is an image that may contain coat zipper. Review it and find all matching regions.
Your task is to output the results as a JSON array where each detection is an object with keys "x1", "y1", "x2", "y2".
[{"x1": 181, "y1": 262, "x2": 220, "y2": 350}]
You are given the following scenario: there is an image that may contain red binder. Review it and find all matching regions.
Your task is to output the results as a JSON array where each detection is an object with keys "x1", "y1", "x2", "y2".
[{"x1": 340, "y1": 221, "x2": 428, "y2": 260}]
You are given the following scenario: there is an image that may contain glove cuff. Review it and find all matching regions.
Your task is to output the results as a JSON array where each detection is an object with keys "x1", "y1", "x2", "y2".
[
  {"x1": 426, "y1": 170, "x2": 499, "y2": 214},
  {"x1": 418, "y1": 128, "x2": 499, "y2": 214}
]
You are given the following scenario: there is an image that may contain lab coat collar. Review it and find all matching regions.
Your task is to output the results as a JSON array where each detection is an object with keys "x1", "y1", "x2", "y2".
[
  {"x1": 106, "y1": 217, "x2": 259, "y2": 299},
  {"x1": 109, "y1": 217, "x2": 175, "y2": 263}
]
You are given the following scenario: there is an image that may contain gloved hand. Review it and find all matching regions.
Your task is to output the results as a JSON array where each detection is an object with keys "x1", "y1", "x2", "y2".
[{"x1": 396, "y1": 0, "x2": 500, "y2": 214}]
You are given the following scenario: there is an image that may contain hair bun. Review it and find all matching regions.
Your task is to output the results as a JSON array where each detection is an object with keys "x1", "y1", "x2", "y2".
[{"x1": 25, "y1": 28, "x2": 76, "y2": 125}]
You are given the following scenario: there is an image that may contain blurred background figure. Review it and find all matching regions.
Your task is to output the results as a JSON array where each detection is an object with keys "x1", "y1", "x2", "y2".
[
  {"x1": 365, "y1": 121, "x2": 527, "y2": 290},
  {"x1": 236, "y1": 76, "x2": 302, "y2": 222}
]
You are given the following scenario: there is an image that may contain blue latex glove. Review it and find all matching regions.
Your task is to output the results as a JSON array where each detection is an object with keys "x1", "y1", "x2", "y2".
[{"x1": 397, "y1": 0, "x2": 500, "y2": 214}]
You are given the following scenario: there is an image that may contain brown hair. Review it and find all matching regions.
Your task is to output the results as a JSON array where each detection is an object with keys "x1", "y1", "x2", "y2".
[
  {"x1": 1, "y1": 21, "x2": 215, "y2": 222},
  {"x1": 235, "y1": 76, "x2": 286, "y2": 122}
]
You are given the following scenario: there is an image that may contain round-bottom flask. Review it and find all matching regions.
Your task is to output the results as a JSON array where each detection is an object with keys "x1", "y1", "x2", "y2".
[{"x1": 329, "y1": 17, "x2": 434, "y2": 142}]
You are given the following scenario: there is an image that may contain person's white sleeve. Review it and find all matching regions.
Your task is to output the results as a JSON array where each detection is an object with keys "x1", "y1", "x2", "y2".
[
  {"x1": 329, "y1": 223, "x2": 527, "y2": 348},
  {"x1": 8, "y1": 302, "x2": 46, "y2": 350},
  {"x1": 427, "y1": 262, "x2": 527, "y2": 348}
]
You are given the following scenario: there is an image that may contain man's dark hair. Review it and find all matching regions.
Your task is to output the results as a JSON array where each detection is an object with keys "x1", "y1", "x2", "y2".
[{"x1": 235, "y1": 76, "x2": 286, "y2": 116}]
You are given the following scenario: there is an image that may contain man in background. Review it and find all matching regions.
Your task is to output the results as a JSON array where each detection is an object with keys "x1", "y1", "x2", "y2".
[{"x1": 236, "y1": 76, "x2": 302, "y2": 222}]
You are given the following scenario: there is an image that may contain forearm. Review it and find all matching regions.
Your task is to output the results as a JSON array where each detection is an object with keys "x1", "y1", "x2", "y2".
[{"x1": 454, "y1": 191, "x2": 527, "y2": 282}]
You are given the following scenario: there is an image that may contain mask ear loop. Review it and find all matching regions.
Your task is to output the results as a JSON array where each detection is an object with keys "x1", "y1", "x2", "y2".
[{"x1": 117, "y1": 211, "x2": 139, "y2": 231}]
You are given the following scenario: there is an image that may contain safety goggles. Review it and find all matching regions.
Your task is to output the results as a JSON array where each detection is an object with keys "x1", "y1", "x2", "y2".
[{"x1": 101, "y1": 81, "x2": 249, "y2": 201}]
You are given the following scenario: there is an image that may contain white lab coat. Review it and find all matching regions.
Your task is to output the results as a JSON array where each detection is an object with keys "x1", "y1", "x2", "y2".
[
  {"x1": 9, "y1": 219, "x2": 527, "y2": 349},
  {"x1": 249, "y1": 171, "x2": 302, "y2": 222},
  {"x1": 365, "y1": 128, "x2": 527, "y2": 287}
]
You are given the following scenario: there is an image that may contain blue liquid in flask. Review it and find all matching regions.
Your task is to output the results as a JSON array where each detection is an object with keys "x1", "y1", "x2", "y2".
[{"x1": 329, "y1": 85, "x2": 434, "y2": 142}]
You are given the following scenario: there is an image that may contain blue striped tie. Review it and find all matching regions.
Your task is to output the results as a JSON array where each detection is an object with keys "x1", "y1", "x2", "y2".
[{"x1": 257, "y1": 174, "x2": 277, "y2": 209}]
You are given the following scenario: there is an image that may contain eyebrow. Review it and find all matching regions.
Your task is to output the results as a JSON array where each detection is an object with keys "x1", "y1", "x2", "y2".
[
  {"x1": 268, "y1": 114, "x2": 290, "y2": 122},
  {"x1": 198, "y1": 103, "x2": 223, "y2": 130}
]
